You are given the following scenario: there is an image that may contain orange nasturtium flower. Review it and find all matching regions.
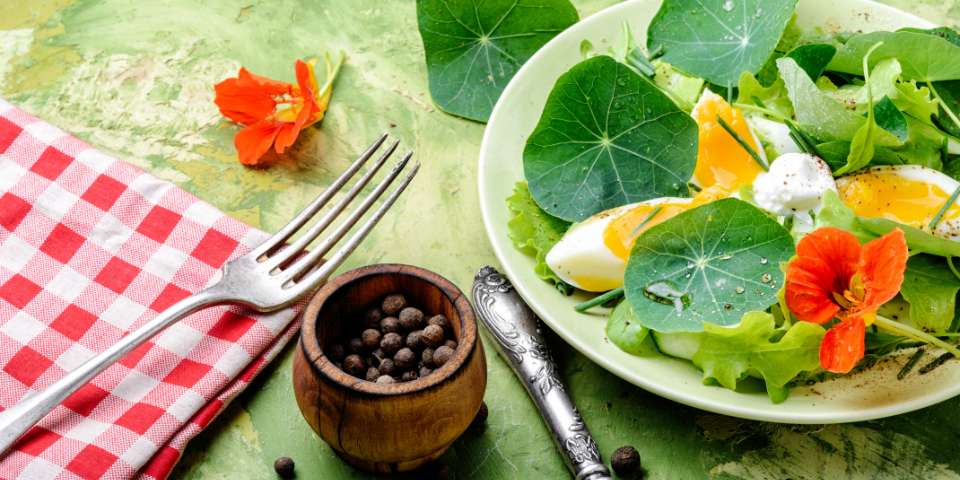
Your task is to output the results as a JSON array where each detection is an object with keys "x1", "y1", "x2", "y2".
[
  {"x1": 214, "y1": 52, "x2": 344, "y2": 166},
  {"x1": 785, "y1": 227, "x2": 908, "y2": 373}
]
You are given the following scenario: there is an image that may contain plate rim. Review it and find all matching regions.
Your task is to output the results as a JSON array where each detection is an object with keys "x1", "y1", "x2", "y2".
[{"x1": 477, "y1": 0, "x2": 950, "y2": 423}]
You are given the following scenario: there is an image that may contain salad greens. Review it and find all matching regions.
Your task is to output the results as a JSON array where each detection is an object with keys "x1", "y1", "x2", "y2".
[
  {"x1": 506, "y1": 182, "x2": 572, "y2": 294},
  {"x1": 606, "y1": 301, "x2": 649, "y2": 355},
  {"x1": 416, "y1": 0, "x2": 578, "y2": 122},
  {"x1": 785, "y1": 43, "x2": 836, "y2": 81},
  {"x1": 828, "y1": 30, "x2": 960, "y2": 82},
  {"x1": 647, "y1": 0, "x2": 798, "y2": 87},
  {"x1": 523, "y1": 55, "x2": 697, "y2": 221},
  {"x1": 624, "y1": 199, "x2": 793, "y2": 332},
  {"x1": 900, "y1": 255, "x2": 960, "y2": 332}
]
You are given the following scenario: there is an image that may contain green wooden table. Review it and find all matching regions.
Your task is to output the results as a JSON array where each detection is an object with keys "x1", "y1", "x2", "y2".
[{"x1": 5, "y1": 1, "x2": 960, "y2": 478}]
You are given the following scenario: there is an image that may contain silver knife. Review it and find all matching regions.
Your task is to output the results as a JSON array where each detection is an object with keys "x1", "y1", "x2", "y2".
[{"x1": 472, "y1": 266, "x2": 612, "y2": 480}]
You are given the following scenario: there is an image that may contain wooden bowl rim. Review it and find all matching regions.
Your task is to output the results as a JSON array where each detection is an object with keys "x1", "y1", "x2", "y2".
[{"x1": 299, "y1": 263, "x2": 478, "y2": 396}]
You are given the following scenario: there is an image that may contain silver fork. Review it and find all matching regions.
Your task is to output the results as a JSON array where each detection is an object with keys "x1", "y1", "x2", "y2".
[{"x1": 0, "y1": 134, "x2": 418, "y2": 455}]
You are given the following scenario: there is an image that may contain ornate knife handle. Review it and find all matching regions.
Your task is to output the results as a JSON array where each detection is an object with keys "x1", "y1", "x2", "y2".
[{"x1": 473, "y1": 266, "x2": 611, "y2": 480}]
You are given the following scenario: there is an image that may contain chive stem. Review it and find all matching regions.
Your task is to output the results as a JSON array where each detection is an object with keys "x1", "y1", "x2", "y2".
[
  {"x1": 897, "y1": 348, "x2": 924, "y2": 380},
  {"x1": 928, "y1": 80, "x2": 960, "y2": 130},
  {"x1": 874, "y1": 315, "x2": 960, "y2": 359},
  {"x1": 733, "y1": 102, "x2": 791, "y2": 122},
  {"x1": 919, "y1": 352, "x2": 954, "y2": 374},
  {"x1": 687, "y1": 182, "x2": 702, "y2": 193},
  {"x1": 716, "y1": 116, "x2": 768, "y2": 171},
  {"x1": 928, "y1": 184, "x2": 960, "y2": 230},
  {"x1": 574, "y1": 288, "x2": 625, "y2": 313},
  {"x1": 631, "y1": 206, "x2": 663, "y2": 236}
]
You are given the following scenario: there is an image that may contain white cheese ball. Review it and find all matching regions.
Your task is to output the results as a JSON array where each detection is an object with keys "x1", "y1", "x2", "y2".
[{"x1": 752, "y1": 153, "x2": 836, "y2": 217}]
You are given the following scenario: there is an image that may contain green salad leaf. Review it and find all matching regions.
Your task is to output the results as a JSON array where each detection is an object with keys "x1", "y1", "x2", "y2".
[
  {"x1": 828, "y1": 31, "x2": 960, "y2": 82},
  {"x1": 737, "y1": 71, "x2": 794, "y2": 119},
  {"x1": 524, "y1": 55, "x2": 698, "y2": 221},
  {"x1": 416, "y1": 0, "x2": 578, "y2": 122},
  {"x1": 647, "y1": 0, "x2": 798, "y2": 87},
  {"x1": 814, "y1": 142, "x2": 901, "y2": 171},
  {"x1": 900, "y1": 254, "x2": 960, "y2": 332},
  {"x1": 624, "y1": 199, "x2": 794, "y2": 332},
  {"x1": 816, "y1": 189, "x2": 960, "y2": 257},
  {"x1": 606, "y1": 301, "x2": 650, "y2": 355},
  {"x1": 506, "y1": 181, "x2": 572, "y2": 293},
  {"x1": 786, "y1": 43, "x2": 836, "y2": 80},
  {"x1": 874, "y1": 96, "x2": 909, "y2": 142},
  {"x1": 692, "y1": 311, "x2": 824, "y2": 403},
  {"x1": 652, "y1": 60, "x2": 705, "y2": 111}
]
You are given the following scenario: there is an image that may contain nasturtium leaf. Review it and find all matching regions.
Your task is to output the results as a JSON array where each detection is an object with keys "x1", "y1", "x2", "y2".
[
  {"x1": 647, "y1": 0, "x2": 798, "y2": 87},
  {"x1": 736, "y1": 71, "x2": 794, "y2": 119},
  {"x1": 606, "y1": 301, "x2": 650, "y2": 355},
  {"x1": 900, "y1": 254, "x2": 960, "y2": 332},
  {"x1": 692, "y1": 311, "x2": 824, "y2": 403},
  {"x1": 524, "y1": 55, "x2": 698, "y2": 222},
  {"x1": 506, "y1": 182, "x2": 572, "y2": 294},
  {"x1": 786, "y1": 43, "x2": 836, "y2": 80},
  {"x1": 624, "y1": 199, "x2": 794, "y2": 332},
  {"x1": 874, "y1": 96, "x2": 908, "y2": 142},
  {"x1": 416, "y1": 0, "x2": 579, "y2": 122},
  {"x1": 899, "y1": 26, "x2": 960, "y2": 46},
  {"x1": 828, "y1": 31, "x2": 960, "y2": 82},
  {"x1": 816, "y1": 190, "x2": 960, "y2": 257}
]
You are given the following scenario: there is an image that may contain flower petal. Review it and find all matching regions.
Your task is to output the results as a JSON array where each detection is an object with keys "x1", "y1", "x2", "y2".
[
  {"x1": 235, "y1": 121, "x2": 282, "y2": 166},
  {"x1": 795, "y1": 227, "x2": 862, "y2": 292},
  {"x1": 860, "y1": 228, "x2": 908, "y2": 310},
  {"x1": 214, "y1": 67, "x2": 292, "y2": 126},
  {"x1": 786, "y1": 256, "x2": 842, "y2": 324},
  {"x1": 274, "y1": 60, "x2": 321, "y2": 154},
  {"x1": 819, "y1": 316, "x2": 866, "y2": 373}
]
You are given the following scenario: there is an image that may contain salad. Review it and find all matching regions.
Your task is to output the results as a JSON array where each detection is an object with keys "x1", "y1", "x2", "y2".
[{"x1": 507, "y1": 0, "x2": 960, "y2": 403}]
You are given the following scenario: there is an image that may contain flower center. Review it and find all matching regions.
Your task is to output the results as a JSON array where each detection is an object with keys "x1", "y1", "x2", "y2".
[{"x1": 832, "y1": 273, "x2": 866, "y2": 311}]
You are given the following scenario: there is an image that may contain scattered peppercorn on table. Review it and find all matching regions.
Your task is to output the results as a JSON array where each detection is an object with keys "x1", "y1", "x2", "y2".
[{"x1": 5, "y1": 0, "x2": 960, "y2": 478}]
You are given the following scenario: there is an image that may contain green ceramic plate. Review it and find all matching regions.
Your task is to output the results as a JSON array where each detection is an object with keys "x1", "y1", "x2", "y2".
[{"x1": 478, "y1": 0, "x2": 956, "y2": 424}]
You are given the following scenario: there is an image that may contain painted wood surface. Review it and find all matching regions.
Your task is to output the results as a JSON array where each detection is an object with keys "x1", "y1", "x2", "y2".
[{"x1": 3, "y1": 1, "x2": 960, "y2": 478}]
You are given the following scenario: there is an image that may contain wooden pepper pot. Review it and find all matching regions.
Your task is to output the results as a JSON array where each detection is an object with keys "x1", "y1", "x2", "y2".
[{"x1": 293, "y1": 264, "x2": 487, "y2": 473}]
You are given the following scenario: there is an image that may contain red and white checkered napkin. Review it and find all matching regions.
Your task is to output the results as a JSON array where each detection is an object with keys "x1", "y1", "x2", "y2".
[{"x1": 0, "y1": 99, "x2": 301, "y2": 479}]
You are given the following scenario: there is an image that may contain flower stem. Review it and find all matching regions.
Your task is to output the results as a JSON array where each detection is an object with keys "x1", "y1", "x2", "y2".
[{"x1": 874, "y1": 315, "x2": 960, "y2": 358}]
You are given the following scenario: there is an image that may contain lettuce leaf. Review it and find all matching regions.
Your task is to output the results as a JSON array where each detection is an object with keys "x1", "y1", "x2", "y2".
[
  {"x1": 506, "y1": 182, "x2": 573, "y2": 294},
  {"x1": 900, "y1": 255, "x2": 960, "y2": 332},
  {"x1": 737, "y1": 71, "x2": 794, "y2": 119},
  {"x1": 692, "y1": 311, "x2": 824, "y2": 403},
  {"x1": 606, "y1": 301, "x2": 650, "y2": 355}
]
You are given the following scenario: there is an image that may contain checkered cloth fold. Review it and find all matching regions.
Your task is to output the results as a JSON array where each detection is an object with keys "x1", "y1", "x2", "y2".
[{"x1": 0, "y1": 99, "x2": 301, "y2": 479}]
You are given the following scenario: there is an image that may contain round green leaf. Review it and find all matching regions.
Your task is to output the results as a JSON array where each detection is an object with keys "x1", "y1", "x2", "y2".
[
  {"x1": 624, "y1": 198, "x2": 794, "y2": 332},
  {"x1": 523, "y1": 55, "x2": 697, "y2": 222},
  {"x1": 416, "y1": 0, "x2": 579, "y2": 122},
  {"x1": 647, "y1": 0, "x2": 798, "y2": 87}
]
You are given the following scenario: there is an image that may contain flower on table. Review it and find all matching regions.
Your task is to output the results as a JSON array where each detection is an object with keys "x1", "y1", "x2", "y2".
[
  {"x1": 214, "y1": 52, "x2": 344, "y2": 166},
  {"x1": 784, "y1": 227, "x2": 908, "y2": 373}
]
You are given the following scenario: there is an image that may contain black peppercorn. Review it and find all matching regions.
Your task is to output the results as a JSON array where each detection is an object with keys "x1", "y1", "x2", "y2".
[
  {"x1": 379, "y1": 358, "x2": 396, "y2": 376},
  {"x1": 394, "y1": 347, "x2": 416, "y2": 370},
  {"x1": 444, "y1": 339, "x2": 458, "y2": 350},
  {"x1": 327, "y1": 343, "x2": 346, "y2": 362},
  {"x1": 419, "y1": 366, "x2": 432, "y2": 377},
  {"x1": 380, "y1": 332, "x2": 403, "y2": 356},
  {"x1": 421, "y1": 324, "x2": 445, "y2": 348},
  {"x1": 428, "y1": 314, "x2": 450, "y2": 332},
  {"x1": 274, "y1": 456, "x2": 295, "y2": 479},
  {"x1": 361, "y1": 329, "x2": 381, "y2": 351},
  {"x1": 421, "y1": 347, "x2": 435, "y2": 367},
  {"x1": 343, "y1": 354, "x2": 365, "y2": 377},
  {"x1": 380, "y1": 316, "x2": 400, "y2": 334},
  {"x1": 611, "y1": 446, "x2": 641, "y2": 476},
  {"x1": 382, "y1": 294, "x2": 407, "y2": 315},
  {"x1": 376, "y1": 375, "x2": 396, "y2": 384},
  {"x1": 406, "y1": 330, "x2": 424, "y2": 350},
  {"x1": 433, "y1": 345, "x2": 454, "y2": 367},
  {"x1": 348, "y1": 337, "x2": 364, "y2": 354},
  {"x1": 398, "y1": 307, "x2": 425, "y2": 331},
  {"x1": 364, "y1": 307, "x2": 383, "y2": 329},
  {"x1": 400, "y1": 370, "x2": 418, "y2": 382},
  {"x1": 470, "y1": 401, "x2": 488, "y2": 431},
  {"x1": 365, "y1": 366, "x2": 380, "y2": 382}
]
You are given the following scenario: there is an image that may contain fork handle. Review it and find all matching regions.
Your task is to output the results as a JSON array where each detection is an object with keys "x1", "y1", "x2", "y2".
[{"x1": 0, "y1": 288, "x2": 223, "y2": 456}]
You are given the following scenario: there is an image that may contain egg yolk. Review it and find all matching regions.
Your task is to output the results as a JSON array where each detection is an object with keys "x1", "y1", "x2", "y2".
[
  {"x1": 602, "y1": 185, "x2": 730, "y2": 260},
  {"x1": 690, "y1": 90, "x2": 763, "y2": 191},
  {"x1": 837, "y1": 170, "x2": 960, "y2": 228}
]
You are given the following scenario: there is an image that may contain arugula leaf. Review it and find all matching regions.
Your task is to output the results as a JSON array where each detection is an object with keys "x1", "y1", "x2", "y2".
[
  {"x1": 816, "y1": 189, "x2": 960, "y2": 257},
  {"x1": 647, "y1": 0, "x2": 798, "y2": 87},
  {"x1": 874, "y1": 96, "x2": 908, "y2": 142},
  {"x1": 736, "y1": 71, "x2": 794, "y2": 119},
  {"x1": 786, "y1": 43, "x2": 836, "y2": 80},
  {"x1": 814, "y1": 142, "x2": 901, "y2": 171},
  {"x1": 836, "y1": 43, "x2": 883, "y2": 176},
  {"x1": 900, "y1": 254, "x2": 960, "y2": 332},
  {"x1": 692, "y1": 311, "x2": 825, "y2": 403},
  {"x1": 828, "y1": 31, "x2": 960, "y2": 82},
  {"x1": 506, "y1": 181, "x2": 572, "y2": 293},
  {"x1": 524, "y1": 55, "x2": 698, "y2": 221},
  {"x1": 416, "y1": 0, "x2": 579, "y2": 122},
  {"x1": 624, "y1": 199, "x2": 794, "y2": 332},
  {"x1": 606, "y1": 301, "x2": 650, "y2": 355}
]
